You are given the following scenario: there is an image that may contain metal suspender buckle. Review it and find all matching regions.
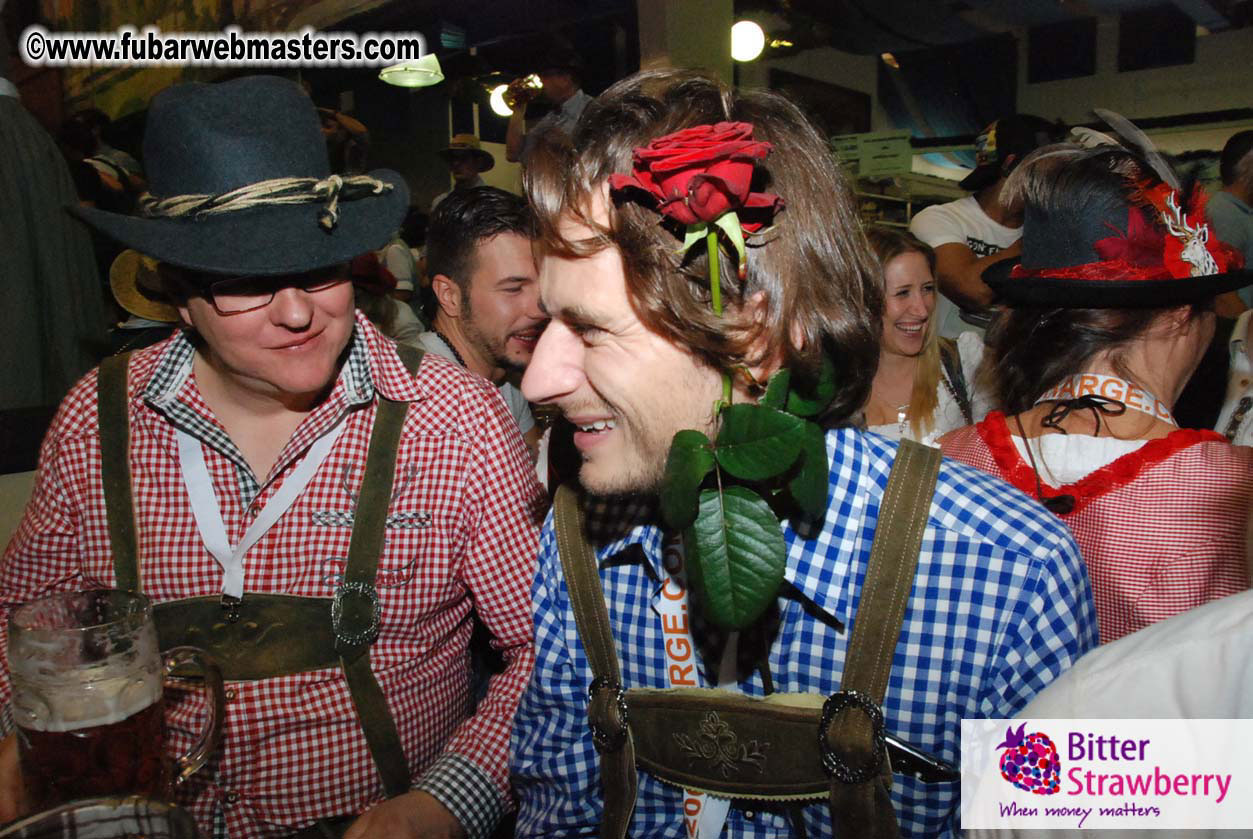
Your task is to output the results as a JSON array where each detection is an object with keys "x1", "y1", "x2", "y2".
[
  {"x1": 332, "y1": 581, "x2": 381, "y2": 648},
  {"x1": 587, "y1": 676, "x2": 630, "y2": 753},
  {"x1": 818, "y1": 689, "x2": 887, "y2": 784},
  {"x1": 219, "y1": 594, "x2": 243, "y2": 624}
]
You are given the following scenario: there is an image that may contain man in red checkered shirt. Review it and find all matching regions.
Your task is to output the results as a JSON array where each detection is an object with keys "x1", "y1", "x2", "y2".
[{"x1": 0, "y1": 76, "x2": 544, "y2": 839}]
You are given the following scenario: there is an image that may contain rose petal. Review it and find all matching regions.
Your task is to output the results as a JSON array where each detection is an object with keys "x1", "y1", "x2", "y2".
[
  {"x1": 701, "y1": 160, "x2": 756, "y2": 204},
  {"x1": 658, "y1": 195, "x2": 700, "y2": 226},
  {"x1": 687, "y1": 176, "x2": 735, "y2": 223}
]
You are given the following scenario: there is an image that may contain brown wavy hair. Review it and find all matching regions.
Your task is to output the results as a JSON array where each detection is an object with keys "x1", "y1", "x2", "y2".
[{"x1": 523, "y1": 69, "x2": 882, "y2": 425}]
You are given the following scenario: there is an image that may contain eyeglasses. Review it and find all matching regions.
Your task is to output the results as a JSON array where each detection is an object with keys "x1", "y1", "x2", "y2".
[{"x1": 205, "y1": 268, "x2": 348, "y2": 315}]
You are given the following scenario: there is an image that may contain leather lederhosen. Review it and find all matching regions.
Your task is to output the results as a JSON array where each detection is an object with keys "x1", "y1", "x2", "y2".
[
  {"x1": 554, "y1": 439, "x2": 944, "y2": 839},
  {"x1": 96, "y1": 345, "x2": 425, "y2": 800}
]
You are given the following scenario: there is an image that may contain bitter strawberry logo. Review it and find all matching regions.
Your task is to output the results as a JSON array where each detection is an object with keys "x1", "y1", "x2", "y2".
[{"x1": 997, "y1": 723, "x2": 1061, "y2": 795}]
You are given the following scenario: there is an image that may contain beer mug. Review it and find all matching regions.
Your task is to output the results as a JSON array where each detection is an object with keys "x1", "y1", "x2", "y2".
[
  {"x1": 8, "y1": 590, "x2": 224, "y2": 811},
  {"x1": 502, "y1": 74, "x2": 542, "y2": 109},
  {"x1": 0, "y1": 796, "x2": 199, "y2": 839}
]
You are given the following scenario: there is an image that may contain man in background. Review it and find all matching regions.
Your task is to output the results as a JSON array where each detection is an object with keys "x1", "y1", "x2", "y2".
[
  {"x1": 1208, "y1": 131, "x2": 1253, "y2": 306},
  {"x1": 910, "y1": 115, "x2": 1057, "y2": 337},
  {"x1": 431, "y1": 134, "x2": 494, "y2": 212},
  {"x1": 422, "y1": 187, "x2": 546, "y2": 457},
  {"x1": 504, "y1": 48, "x2": 592, "y2": 165},
  {"x1": 0, "y1": 44, "x2": 107, "y2": 416}
]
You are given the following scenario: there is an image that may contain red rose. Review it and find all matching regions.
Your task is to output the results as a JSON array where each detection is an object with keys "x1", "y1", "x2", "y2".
[{"x1": 608, "y1": 122, "x2": 782, "y2": 230}]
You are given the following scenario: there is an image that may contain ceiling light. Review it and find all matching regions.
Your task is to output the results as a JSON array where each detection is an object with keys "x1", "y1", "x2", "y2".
[
  {"x1": 379, "y1": 53, "x2": 445, "y2": 88},
  {"x1": 731, "y1": 20, "x2": 766, "y2": 62},
  {"x1": 489, "y1": 84, "x2": 513, "y2": 117},
  {"x1": 881, "y1": 52, "x2": 900, "y2": 69}
]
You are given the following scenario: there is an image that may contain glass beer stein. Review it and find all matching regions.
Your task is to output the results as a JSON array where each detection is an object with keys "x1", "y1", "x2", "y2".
[
  {"x1": 8, "y1": 590, "x2": 224, "y2": 811},
  {"x1": 0, "y1": 796, "x2": 199, "y2": 839}
]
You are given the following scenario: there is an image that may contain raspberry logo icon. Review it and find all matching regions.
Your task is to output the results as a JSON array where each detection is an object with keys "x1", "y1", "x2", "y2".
[{"x1": 996, "y1": 723, "x2": 1060, "y2": 795}]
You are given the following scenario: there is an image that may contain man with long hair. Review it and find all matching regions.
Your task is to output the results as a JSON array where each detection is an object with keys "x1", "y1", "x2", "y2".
[{"x1": 509, "y1": 69, "x2": 1096, "y2": 839}]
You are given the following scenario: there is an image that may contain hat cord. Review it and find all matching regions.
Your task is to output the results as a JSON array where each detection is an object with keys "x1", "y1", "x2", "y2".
[{"x1": 136, "y1": 173, "x2": 393, "y2": 232}]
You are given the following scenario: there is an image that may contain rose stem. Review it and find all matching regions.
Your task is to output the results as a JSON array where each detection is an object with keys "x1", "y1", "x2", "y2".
[{"x1": 707, "y1": 227, "x2": 733, "y2": 407}]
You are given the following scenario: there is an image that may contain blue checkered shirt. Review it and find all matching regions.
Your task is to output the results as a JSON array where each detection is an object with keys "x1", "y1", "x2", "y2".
[{"x1": 510, "y1": 429, "x2": 1098, "y2": 838}]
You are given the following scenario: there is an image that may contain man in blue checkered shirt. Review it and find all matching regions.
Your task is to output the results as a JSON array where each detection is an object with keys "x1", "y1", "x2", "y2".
[{"x1": 510, "y1": 70, "x2": 1097, "y2": 838}]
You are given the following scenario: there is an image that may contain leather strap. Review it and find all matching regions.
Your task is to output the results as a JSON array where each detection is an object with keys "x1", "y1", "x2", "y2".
[
  {"x1": 98, "y1": 353, "x2": 139, "y2": 591},
  {"x1": 334, "y1": 342, "x2": 423, "y2": 798},
  {"x1": 552, "y1": 438, "x2": 940, "y2": 838},
  {"x1": 826, "y1": 439, "x2": 940, "y2": 839},
  {"x1": 336, "y1": 367, "x2": 415, "y2": 798},
  {"x1": 553, "y1": 484, "x2": 637, "y2": 839},
  {"x1": 100, "y1": 343, "x2": 425, "y2": 800},
  {"x1": 937, "y1": 337, "x2": 973, "y2": 426}
]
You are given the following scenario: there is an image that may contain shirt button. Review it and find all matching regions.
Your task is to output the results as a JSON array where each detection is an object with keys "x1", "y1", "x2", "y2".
[
  {"x1": 224, "y1": 688, "x2": 237, "y2": 702},
  {"x1": 224, "y1": 791, "x2": 239, "y2": 805},
  {"x1": 744, "y1": 811, "x2": 756, "y2": 820}
]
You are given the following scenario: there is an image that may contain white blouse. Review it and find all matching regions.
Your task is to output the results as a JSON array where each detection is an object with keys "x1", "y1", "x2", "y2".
[{"x1": 867, "y1": 331, "x2": 992, "y2": 446}]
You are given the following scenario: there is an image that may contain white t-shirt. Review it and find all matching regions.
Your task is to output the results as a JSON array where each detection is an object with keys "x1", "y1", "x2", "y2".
[
  {"x1": 380, "y1": 240, "x2": 417, "y2": 291},
  {"x1": 417, "y1": 332, "x2": 535, "y2": 435},
  {"x1": 909, "y1": 195, "x2": 1021, "y2": 339}
]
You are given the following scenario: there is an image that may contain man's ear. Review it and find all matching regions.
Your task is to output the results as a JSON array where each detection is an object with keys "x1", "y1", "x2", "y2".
[
  {"x1": 431, "y1": 273, "x2": 462, "y2": 320},
  {"x1": 739, "y1": 290, "x2": 786, "y2": 390}
]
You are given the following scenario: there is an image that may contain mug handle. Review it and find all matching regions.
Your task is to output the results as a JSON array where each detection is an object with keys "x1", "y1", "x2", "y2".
[{"x1": 162, "y1": 646, "x2": 226, "y2": 785}]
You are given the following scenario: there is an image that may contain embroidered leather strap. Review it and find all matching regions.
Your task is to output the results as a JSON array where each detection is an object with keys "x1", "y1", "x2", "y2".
[
  {"x1": 553, "y1": 439, "x2": 940, "y2": 838},
  {"x1": 335, "y1": 346, "x2": 416, "y2": 798},
  {"x1": 937, "y1": 337, "x2": 973, "y2": 426},
  {"x1": 98, "y1": 353, "x2": 140, "y2": 591},
  {"x1": 100, "y1": 343, "x2": 424, "y2": 800},
  {"x1": 826, "y1": 439, "x2": 940, "y2": 839},
  {"x1": 553, "y1": 483, "x2": 637, "y2": 839}
]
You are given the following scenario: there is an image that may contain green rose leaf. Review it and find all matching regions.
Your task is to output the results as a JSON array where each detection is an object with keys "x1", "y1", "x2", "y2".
[
  {"x1": 786, "y1": 355, "x2": 837, "y2": 418},
  {"x1": 761, "y1": 368, "x2": 791, "y2": 410},
  {"x1": 714, "y1": 403, "x2": 805, "y2": 481},
  {"x1": 679, "y1": 222, "x2": 710, "y2": 257},
  {"x1": 660, "y1": 430, "x2": 715, "y2": 531},
  {"x1": 788, "y1": 421, "x2": 830, "y2": 518},
  {"x1": 712, "y1": 211, "x2": 747, "y2": 267},
  {"x1": 685, "y1": 486, "x2": 787, "y2": 629}
]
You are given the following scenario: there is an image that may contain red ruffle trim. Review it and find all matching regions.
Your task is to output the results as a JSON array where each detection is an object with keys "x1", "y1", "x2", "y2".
[
  {"x1": 1009, "y1": 260, "x2": 1174, "y2": 282},
  {"x1": 974, "y1": 411, "x2": 1227, "y2": 515}
]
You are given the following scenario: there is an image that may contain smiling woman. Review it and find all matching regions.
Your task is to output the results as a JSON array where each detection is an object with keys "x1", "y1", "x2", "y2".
[{"x1": 863, "y1": 226, "x2": 991, "y2": 444}]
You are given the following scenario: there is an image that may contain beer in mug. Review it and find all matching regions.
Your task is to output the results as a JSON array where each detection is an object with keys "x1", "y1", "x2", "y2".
[{"x1": 8, "y1": 590, "x2": 223, "y2": 811}]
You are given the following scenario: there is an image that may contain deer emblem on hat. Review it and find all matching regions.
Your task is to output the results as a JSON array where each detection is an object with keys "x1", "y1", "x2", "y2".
[{"x1": 1162, "y1": 191, "x2": 1218, "y2": 277}]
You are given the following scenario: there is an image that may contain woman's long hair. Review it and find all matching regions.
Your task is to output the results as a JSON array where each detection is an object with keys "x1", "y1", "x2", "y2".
[{"x1": 865, "y1": 226, "x2": 941, "y2": 438}]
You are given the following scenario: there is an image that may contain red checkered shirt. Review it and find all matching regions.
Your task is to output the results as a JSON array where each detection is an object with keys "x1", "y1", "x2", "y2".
[
  {"x1": 941, "y1": 412, "x2": 1253, "y2": 643},
  {"x1": 1, "y1": 313, "x2": 545, "y2": 838}
]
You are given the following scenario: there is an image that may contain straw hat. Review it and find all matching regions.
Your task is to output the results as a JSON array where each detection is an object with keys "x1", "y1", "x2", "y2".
[
  {"x1": 109, "y1": 250, "x2": 179, "y2": 323},
  {"x1": 438, "y1": 134, "x2": 495, "y2": 173}
]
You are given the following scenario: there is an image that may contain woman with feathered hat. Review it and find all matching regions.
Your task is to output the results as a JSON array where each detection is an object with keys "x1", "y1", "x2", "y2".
[{"x1": 941, "y1": 140, "x2": 1253, "y2": 644}]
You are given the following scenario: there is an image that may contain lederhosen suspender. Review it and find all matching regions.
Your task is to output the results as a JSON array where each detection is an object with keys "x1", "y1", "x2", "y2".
[
  {"x1": 96, "y1": 346, "x2": 424, "y2": 799},
  {"x1": 554, "y1": 438, "x2": 943, "y2": 839}
]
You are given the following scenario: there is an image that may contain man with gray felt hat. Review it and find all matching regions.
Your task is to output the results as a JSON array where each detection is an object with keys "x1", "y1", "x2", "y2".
[{"x1": 0, "y1": 74, "x2": 543, "y2": 839}]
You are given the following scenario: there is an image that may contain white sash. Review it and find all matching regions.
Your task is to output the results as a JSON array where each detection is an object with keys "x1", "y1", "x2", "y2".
[
  {"x1": 656, "y1": 536, "x2": 738, "y2": 839},
  {"x1": 1035, "y1": 373, "x2": 1176, "y2": 426},
  {"x1": 177, "y1": 422, "x2": 344, "y2": 599}
]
